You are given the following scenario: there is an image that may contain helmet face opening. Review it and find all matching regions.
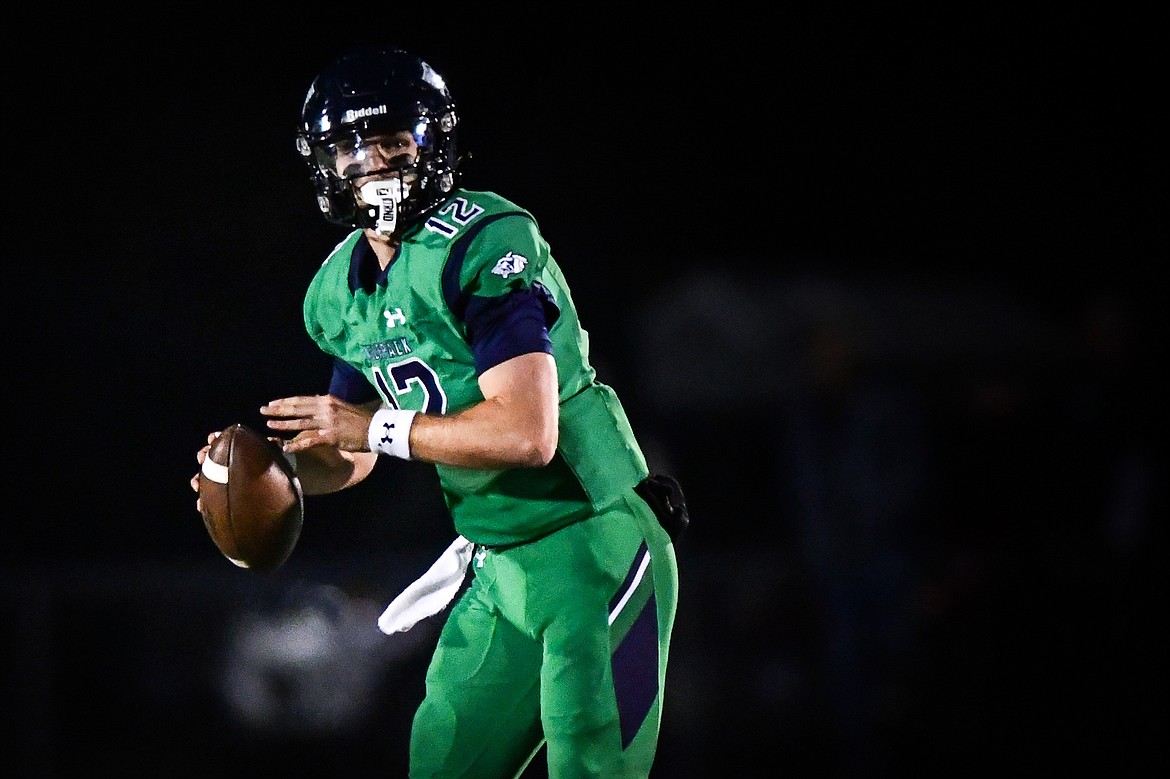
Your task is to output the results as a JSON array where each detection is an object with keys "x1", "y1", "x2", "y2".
[
  {"x1": 295, "y1": 48, "x2": 460, "y2": 235},
  {"x1": 310, "y1": 121, "x2": 437, "y2": 182}
]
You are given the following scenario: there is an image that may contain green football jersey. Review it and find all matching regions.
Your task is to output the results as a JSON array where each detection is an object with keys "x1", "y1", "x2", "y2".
[{"x1": 303, "y1": 189, "x2": 648, "y2": 546}]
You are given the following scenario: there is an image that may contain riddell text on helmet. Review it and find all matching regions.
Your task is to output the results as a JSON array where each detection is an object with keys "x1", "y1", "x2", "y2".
[{"x1": 343, "y1": 105, "x2": 387, "y2": 122}]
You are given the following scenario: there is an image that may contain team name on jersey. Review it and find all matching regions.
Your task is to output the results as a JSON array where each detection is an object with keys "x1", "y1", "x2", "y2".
[{"x1": 362, "y1": 336, "x2": 412, "y2": 361}]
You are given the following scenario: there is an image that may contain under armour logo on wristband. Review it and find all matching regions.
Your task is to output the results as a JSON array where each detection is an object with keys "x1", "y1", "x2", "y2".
[{"x1": 369, "y1": 408, "x2": 416, "y2": 460}]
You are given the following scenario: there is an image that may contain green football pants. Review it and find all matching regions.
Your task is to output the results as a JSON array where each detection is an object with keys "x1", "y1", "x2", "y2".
[{"x1": 408, "y1": 488, "x2": 679, "y2": 778}]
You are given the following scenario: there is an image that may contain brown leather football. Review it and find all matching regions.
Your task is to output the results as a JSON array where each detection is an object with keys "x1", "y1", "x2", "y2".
[{"x1": 198, "y1": 423, "x2": 303, "y2": 573}]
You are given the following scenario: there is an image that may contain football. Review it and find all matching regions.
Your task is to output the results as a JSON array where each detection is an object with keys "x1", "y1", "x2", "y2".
[{"x1": 198, "y1": 423, "x2": 303, "y2": 573}]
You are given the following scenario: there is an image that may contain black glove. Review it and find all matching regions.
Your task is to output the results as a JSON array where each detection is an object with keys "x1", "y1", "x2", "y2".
[{"x1": 634, "y1": 474, "x2": 690, "y2": 542}]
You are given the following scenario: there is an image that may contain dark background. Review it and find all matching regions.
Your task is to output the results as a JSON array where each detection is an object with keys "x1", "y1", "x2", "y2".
[{"x1": 4, "y1": 8, "x2": 1163, "y2": 777}]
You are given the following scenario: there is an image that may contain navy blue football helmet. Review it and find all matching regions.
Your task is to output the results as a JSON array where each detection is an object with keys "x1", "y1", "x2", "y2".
[{"x1": 295, "y1": 48, "x2": 460, "y2": 234}]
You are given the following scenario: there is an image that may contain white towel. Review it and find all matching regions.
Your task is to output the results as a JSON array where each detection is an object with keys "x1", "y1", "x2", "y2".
[{"x1": 378, "y1": 535, "x2": 476, "y2": 634}]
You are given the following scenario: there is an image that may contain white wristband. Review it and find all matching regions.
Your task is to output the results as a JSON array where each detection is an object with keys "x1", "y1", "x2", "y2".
[{"x1": 368, "y1": 409, "x2": 417, "y2": 460}]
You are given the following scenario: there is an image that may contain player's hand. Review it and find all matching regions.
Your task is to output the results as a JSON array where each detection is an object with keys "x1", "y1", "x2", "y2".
[
  {"x1": 261, "y1": 394, "x2": 375, "y2": 454},
  {"x1": 190, "y1": 431, "x2": 221, "y2": 513}
]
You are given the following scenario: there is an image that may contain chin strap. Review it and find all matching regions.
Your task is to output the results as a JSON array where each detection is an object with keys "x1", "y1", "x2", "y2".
[{"x1": 358, "y1": 178, "x2": 413, "y2": 237}]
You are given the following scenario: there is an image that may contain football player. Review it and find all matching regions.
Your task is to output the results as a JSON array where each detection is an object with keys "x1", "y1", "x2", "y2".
[{"x1": 193, "y1": 47, "x2": 685, "y2": 778}]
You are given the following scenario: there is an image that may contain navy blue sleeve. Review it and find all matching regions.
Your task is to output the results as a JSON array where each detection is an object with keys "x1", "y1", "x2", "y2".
[
  {"x1": 328, "y1": 357, "x2": 380, "y2": 404},
  {"x1": 464, "y1": 282, "x2": 560, "y2": 375}
]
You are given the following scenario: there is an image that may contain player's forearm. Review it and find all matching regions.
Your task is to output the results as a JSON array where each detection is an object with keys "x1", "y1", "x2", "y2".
[
  {"x1": 293, "y1": 445, "x2": 378, "y2": 494},
  {"x1": 409, "y1": 398, "x2": 557, "y2": 470}
]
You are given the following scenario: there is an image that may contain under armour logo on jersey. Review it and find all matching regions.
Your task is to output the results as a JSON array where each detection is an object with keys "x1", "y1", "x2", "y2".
[
  {"x1": 491, "y1": 251, "x2": 528, "y2": 278},
  {"x1": 384, "y1": 307, "x2": 406, "y2": 328}
]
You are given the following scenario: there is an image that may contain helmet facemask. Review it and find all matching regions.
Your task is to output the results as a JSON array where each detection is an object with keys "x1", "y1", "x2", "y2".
[{"x1": 299, "y1": 113, "x2": 457, "y2": 237}]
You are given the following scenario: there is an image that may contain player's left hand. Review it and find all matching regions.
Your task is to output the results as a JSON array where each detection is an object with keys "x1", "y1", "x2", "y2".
[
  {"x1": 190, "y1": 430, "x2": 222, "y2": 513},
  {"x1": 261, "y1": 394, "x2": 375, "y2": 454}
]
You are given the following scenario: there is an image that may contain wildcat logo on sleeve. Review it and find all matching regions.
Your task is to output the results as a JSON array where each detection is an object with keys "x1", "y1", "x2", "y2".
[{"x1": 491, "y1": 251, "x2": 528, "y2": 278}]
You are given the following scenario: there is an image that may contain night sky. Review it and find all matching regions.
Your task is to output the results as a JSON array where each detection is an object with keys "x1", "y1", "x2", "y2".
[{"x1": 17, "y1": 11, "x2": 1156, "y2": 558}]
